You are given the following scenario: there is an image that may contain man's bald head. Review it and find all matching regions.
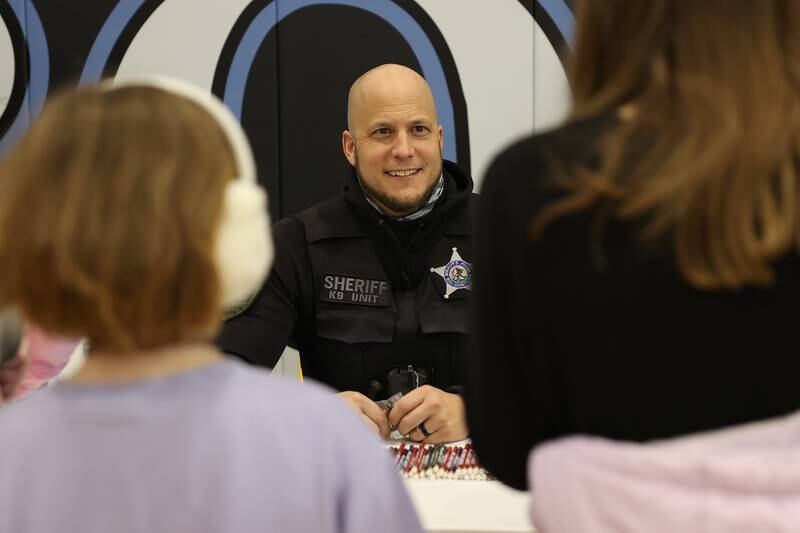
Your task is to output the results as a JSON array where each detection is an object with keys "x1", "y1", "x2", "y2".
[
  {"x1": 346, "y1": 64, "x2": 438, "y2": 133},
  {"x1": 341, "y1": 64, "x2": 444, "y2": 217}
]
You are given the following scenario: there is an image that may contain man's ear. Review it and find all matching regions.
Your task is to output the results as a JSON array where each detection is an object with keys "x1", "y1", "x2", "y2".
[
  {"x1": 342, "y1": 130, "x2": 357, "y2": 166},
  {"x1": 437, "y1": 125, "x2": 444, "y2": 151}
]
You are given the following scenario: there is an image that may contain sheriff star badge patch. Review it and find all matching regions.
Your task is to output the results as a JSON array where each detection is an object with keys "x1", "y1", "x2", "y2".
[{"x1": 430, "y1": 247, "x2": 473, "y2": 299}]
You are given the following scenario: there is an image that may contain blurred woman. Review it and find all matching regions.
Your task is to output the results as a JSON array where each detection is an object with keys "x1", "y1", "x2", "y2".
[
  {"x1": 467, "y1": 0, "x2": 800, "y2": 491},
  {"x1": 0, "y1": 78, "x2": 421, "y2": 533}
]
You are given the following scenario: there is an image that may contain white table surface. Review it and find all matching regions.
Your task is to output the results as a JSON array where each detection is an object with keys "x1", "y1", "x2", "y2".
[{"x1": 403, "y1": 478, "x2": 535, "y2": 533}]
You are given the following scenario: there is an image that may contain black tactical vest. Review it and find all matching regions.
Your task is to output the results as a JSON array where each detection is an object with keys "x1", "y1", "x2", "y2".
[{"x1": 295, "y1": 196, "x2": 472, "y2": 400}]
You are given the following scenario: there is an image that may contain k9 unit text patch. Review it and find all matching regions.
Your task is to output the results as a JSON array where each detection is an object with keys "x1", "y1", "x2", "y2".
[{"x1": 320, "y1": 274, "x2": 391, "y2": 307}]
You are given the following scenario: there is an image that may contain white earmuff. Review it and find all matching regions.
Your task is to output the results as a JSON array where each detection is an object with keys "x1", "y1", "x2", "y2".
[{"x1": 106, "y1": 75, "x2": 273, "y2": 310}]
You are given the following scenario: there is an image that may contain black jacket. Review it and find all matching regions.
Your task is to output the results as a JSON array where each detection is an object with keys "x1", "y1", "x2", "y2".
[
  {"x1": 218, "y1": 160, "x2": 476, "y2": 399},
  {"x1": 468, "y1": 115, "x2": 800, "y2": 491}
]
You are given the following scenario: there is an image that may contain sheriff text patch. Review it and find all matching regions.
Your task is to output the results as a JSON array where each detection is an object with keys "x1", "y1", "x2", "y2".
[{"x1": 320, "y1": 274, "x2": 391, "y2": 307}]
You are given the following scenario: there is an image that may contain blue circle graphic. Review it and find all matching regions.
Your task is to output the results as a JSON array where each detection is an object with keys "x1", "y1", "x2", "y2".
[
  {"x1": 538, "y1": 0, "x2": 574, "y2": 45},
  {"x1": 79, "y1": 0, "x2": 145, "y2": 84},
  {"x1": 0, "y1": 0, "x2": 50, "y2": 153},
  {"x1": 224, "y1": 0, "x2": 458, "y2": 162},
  {"x1": 76, "y1": 0, "x2": 562, "y2": 162}
]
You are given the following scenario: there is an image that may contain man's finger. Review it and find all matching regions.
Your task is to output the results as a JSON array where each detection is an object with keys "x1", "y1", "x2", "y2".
[
  {"x1": 359, "y1": 413, "x2": 381, "y2": 435},
  {"x1": 396, "y1": 402, "x2": 440, "y2": 436},
  {"x1": 388, "y1": 386, "x2": 428, "y2": 426},
  {"x1": 404, "y1": 417, "x2": 437, "y2": 443},
  {"x1": 338, "y1": 391, "x2": 390, "y2": 438},
  {"x1": 358, "y1": 399, "x2": 390, "y2": 438}
]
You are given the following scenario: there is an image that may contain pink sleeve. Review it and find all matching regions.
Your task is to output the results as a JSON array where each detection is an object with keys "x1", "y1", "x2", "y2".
[{"x1": 13, "y1": 324, "x2": 80, "y2": 399}]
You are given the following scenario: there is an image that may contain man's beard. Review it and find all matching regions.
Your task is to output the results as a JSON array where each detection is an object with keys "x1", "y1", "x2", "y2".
[{"x1": 354, "y1": 151, "x2": 442, "y2": 216}]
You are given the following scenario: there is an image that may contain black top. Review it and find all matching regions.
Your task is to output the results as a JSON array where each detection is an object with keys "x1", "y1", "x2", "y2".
[
  {"x1": 466, "y1": 116, "x2": 800, "y2": 491},
  {"x1": 217, "y1": 160, "x2": 475, "y2": 392}
]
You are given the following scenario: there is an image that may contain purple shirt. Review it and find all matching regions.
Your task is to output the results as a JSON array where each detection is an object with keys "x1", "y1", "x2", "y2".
[{"x1": 0, "y1": 358, "x2": 422, "y2": 533}]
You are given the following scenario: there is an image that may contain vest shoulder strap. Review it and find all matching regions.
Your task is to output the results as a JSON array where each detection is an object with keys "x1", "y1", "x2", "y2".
[{"x1": 295, "y1": 195, "x2": 365, "y2": 243}]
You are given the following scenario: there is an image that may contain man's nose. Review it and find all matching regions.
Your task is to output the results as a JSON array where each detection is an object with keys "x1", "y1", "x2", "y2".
[{"x1": 392, "y1": 131, "x2": 414, "y2": 158}]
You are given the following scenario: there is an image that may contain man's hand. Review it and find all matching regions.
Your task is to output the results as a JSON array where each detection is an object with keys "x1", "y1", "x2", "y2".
[
  {"x1": 388, "y1": 385, "x2": 468, "y2": 444},
  {"x1": 1, "y1": 338, "x2": 28, "y2": 402},
  {"x1": 337, "y1": 390, "x2": 390, "y2": 438}
]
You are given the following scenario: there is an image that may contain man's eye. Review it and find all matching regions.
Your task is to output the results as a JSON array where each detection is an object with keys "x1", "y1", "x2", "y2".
[
  {"x1": 413, "y1": 125, "x2": 430, "y2": 134},
  {"x1": 373, "y1": 128, "x2": 391, "y2": 136}
]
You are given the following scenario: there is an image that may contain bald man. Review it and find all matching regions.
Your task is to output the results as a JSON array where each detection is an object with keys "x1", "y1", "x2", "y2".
[{"x1": 219, "y1": 65, "x2": 474, "y2": 443}]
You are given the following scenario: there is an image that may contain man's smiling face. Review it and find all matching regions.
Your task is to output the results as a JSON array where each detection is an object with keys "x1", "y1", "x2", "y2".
[{"x1": 342, "y1": 65, "x2": 444, "y2": 217}]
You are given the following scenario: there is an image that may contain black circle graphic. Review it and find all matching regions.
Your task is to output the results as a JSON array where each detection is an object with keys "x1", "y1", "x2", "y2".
[
  {"x1": 103, "y1": 0, "x2": 165, "y2": 78},
  {"x1": 521, "y1": 0, "x2": 571, "y2": 66},
  {"x1": 213, "y1": 0, "x2": 471, "y2": 219},
  {"x1": 0, "y1": 1, "x2": 29, "y2": 142}
]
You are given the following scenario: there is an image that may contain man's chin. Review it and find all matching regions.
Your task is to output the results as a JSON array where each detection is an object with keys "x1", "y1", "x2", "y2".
[
  {"x1": 377, "y1": 194, "x2": 427, "y2": 216},
  {"x1": 359, "y1": 172, "x2": 439, "y2": 216}
]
